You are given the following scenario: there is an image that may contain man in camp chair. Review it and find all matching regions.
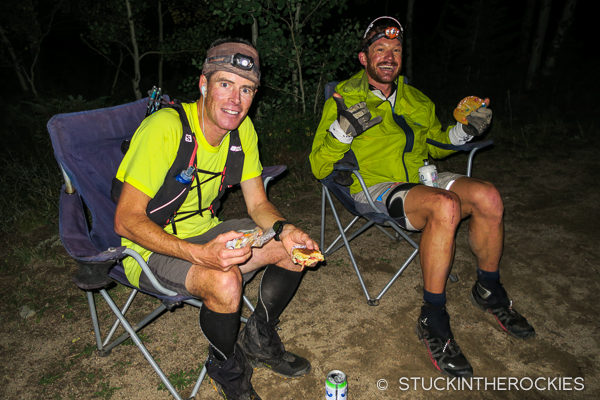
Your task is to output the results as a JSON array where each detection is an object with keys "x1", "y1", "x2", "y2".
[
  {"x1": 309, "y1": 16, "x2": 534, "y2": 377},
  {"x1": 114, "y1": 38, "x2": 317, "y2": 399}
]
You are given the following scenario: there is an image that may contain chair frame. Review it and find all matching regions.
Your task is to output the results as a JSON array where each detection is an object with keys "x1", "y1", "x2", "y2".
[
  {"x1": 49, "y1": 98, "x2": 286, "y2": 400},
  {"x1": 320, "y1": 140, "x2": 492, "y2": 306}
]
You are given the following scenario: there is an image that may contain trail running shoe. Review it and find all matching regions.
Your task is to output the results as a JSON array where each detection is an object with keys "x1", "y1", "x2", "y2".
[
  {"x1": 416, "y1": 308, "x2": 473, "y2": 377},
  {"x1": 238, "y1": 313, "x2": 311, "y2": 378},
  {"x1": 471, "y1": 281, "x2": 536, "y2": 339}
]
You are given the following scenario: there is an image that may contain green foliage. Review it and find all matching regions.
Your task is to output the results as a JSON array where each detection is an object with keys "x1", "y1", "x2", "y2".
[
  {"x1": 157, "y1": 366, "x2": 203, "y2": 391},
  {"x1": 206, "y1": 0, "x2": 361, "y2": 116},
  {"x1": 0, "y1": 95, "x2": 112, "y2": 234}
]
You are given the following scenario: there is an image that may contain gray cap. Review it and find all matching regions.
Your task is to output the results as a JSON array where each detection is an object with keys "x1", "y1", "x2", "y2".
[{"x1": 202, "y1": 42, "x2": 261, "y2": 86}]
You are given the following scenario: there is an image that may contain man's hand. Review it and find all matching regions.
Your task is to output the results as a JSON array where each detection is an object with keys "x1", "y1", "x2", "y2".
[
  {"x1": 329, "y1": 93, "x2": 382, "y2": 143},
  {"x1": 188, "y1": 230, "x2": 252, "y2": 272},
  {"x1": 463, "y1": 106, "x2": 493, "y2": 137},
  {"x1": 278, "y1": 224, "x2": 321, "y2": 269}
]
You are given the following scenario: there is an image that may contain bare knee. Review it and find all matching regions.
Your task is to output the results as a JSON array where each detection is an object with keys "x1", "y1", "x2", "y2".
[
  {"x1": 471, "y1": 182, "x2": 504, "y2": 221},
  {"x1": 427, "y1": 191, "x2": 461, "y2": 230},
  {"x1": 188, "y1": 268, "x2": 243, "y2": 312}
]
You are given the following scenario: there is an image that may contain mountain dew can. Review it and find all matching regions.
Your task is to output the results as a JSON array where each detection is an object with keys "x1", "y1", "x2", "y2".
[{"x1": 326, "y1": 370, "x2": 347, "y2": 399}]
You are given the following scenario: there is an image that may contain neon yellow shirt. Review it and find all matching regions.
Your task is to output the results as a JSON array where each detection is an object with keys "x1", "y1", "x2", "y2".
[{"x1": 115, "y1": 101, "x2": 262, "y2": 286}]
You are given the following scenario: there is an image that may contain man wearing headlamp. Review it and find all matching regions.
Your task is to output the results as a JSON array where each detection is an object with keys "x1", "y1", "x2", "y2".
[
  {"x1": 310, "y1": 17, "x2": 534, "y2": 377},
  {"x1": 115, "y1": 38, "x2": 317, "y2": 399}
]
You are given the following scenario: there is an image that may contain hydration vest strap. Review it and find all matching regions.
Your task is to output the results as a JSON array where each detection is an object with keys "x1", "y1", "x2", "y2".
[
  {"x1": 146, "y1": 103, "x2": 198, "y2": 226},
  {"x1": 207, "y1": 130, "x2": 245, "y2": 216}
]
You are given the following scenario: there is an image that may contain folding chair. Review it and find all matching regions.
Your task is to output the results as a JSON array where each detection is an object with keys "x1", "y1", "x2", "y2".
[
  {"x1": 47, "y1": 97, "x2": 287, "y2": 400},
  {"x1": 320, "y1": 81, "x2": 493, "y2": 306}
]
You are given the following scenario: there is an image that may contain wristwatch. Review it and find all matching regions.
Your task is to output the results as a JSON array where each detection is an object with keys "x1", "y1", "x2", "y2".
[{"x1": 272, "y1": 220, "x2": 291, "y2": 241}]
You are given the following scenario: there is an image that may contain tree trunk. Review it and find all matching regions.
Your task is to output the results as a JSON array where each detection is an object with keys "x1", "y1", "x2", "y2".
[
  {"x1": 251, "y1": 15, "x2": 258, "y2": 47},
  {"x1": 125, "y1": 0, "x2": 142, "y2": 99},
  {"x1": 157, "y1": 0, "x2": 164, "y2": 89},
  {"x1": 404, "y1": 0, "x2": 415, "y2": 82},
  {"x1": 525, "y1": 0, "x2": 552, "y2": 90},
  {"x1": 542, "y1": 0, "x2": 577, "y2": 77},
  {"x1": 520, "y1": 0, "x2": 536, "y2": 61},
  {"x1": 0, "y1": 24, "x2": 29, "y2": 92},
  {"x1": 465, "y1": 0, "x2": 483, "y2": 84},
  {"x1": 290, "y1": 1, "x2": 305, "y2": 114}
]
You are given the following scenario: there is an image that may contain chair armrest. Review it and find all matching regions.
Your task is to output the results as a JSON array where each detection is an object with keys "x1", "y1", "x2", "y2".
[
  {"x1": 122, "y1": 248, "x2": 178, "y2": 297},
  {"x1": 426, "y1": 138, "x2": 493, "y2": 152},
  {"x1": 333, "y1": 162, "x2": 357, "y2": 172},
  {"x1": 426, "y1": 138, "x2": 493, "y2": 177},
  {"x1": 351, "y1": 170, "x2": 386, "y2": 215},
  {"x1": 262, "y1": 165, "x2": 287, "y2": 190}
]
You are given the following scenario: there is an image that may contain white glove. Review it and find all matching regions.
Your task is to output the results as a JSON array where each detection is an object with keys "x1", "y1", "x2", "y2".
[
  {"x1": 329, "y1": 120, "x2": 355, "y2": 144},
  {"x1": 449, "y1": 123, "x2": 473, "y2": 145}
]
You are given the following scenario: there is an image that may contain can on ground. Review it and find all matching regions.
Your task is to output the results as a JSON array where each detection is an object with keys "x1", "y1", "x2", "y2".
[{"x1": 326, "y1": 370, "x2": 347, "y2": 399}]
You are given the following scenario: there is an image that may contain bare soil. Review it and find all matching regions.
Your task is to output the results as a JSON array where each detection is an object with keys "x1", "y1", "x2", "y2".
[{"x1": 1, "y1": 137, "x2": 599, "y2": 400}]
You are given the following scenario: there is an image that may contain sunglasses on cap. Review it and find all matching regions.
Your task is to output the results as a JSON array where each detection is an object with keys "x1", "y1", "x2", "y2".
[{"x1": 205, "y1": 53, "x2": 258, "y2": 73}]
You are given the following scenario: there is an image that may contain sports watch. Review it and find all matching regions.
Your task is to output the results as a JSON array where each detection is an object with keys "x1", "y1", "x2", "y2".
[{"x1": 272, "y1": 220, "x2": 291, "y2": 241}]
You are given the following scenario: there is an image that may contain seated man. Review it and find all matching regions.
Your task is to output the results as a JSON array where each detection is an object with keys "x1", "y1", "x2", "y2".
[
  {"x1": 309, "y1": 16, "x2": 534, "y2": 377},
  {"x1": 114, "y1": 38, "x2": 318, "y2": 399}
]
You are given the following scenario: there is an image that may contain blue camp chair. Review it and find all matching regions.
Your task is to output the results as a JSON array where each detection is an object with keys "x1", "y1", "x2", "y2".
[
  {"x1": 320, "y1": 81, "x2": 493, "y2": 306},
  {"x1": 47, "y1": 97, "x2": 287, "y2": 400}
]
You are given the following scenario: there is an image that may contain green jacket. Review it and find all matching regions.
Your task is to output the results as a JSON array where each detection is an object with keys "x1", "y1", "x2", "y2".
[{"x1": 310, "y1": 70, "x2": 456, "y2": 194}]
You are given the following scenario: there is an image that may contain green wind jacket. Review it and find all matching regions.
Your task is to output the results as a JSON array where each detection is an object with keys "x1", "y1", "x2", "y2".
[{"x1": 310, "y1": 70, "x2": 457, "y2": 194}]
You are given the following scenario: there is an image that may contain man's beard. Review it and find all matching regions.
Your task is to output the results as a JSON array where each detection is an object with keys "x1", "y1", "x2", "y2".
[{"x1": 366, "y1": 61, "x2": 401, "y2": 84}]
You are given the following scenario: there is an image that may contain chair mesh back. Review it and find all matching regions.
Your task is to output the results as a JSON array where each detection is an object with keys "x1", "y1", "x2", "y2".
[{"x1": 48, "y1": 99, "x2": 148, "y2": 251}]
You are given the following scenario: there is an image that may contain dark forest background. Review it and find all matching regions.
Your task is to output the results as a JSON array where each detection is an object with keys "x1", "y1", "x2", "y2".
[{"x1": 0, "y1": 0, "x2": 597, "y2": 233}]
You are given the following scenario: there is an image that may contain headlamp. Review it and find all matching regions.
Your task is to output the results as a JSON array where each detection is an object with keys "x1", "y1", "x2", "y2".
[
  {"x1": 205, "y1": 53, "x2": 257, "y2": 72},
  {"x1": 362, "y1": 16, "x2": 404, "y2": 49}
]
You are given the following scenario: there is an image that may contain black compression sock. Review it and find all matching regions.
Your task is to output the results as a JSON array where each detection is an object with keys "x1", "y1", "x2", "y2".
[
  {"x1": 254, "y1": 265, "x2": 303, "y2": 323},
  {"x1": 199, "y1": 306, "x2": 240, "y2": 360}
]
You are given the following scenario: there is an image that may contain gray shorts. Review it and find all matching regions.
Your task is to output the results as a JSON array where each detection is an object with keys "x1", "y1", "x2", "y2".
[
  {"x1": 139, "y1": 218, "x2": 257, "y2": 296},
  {"x1": 350, "y1": 172, "x2": 464, "y2": 231}
]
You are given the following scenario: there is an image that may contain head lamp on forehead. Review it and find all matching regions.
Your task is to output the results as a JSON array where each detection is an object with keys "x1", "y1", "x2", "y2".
[
  {"x1": 362, "y1": 16, "x2": 404, "y2": 50},
  {"x1": 205, "y1": 53, "x2": 256, "y2": 72},
  {"x1": 202, "y1": 41, "x2": 261, "y2": 85}
]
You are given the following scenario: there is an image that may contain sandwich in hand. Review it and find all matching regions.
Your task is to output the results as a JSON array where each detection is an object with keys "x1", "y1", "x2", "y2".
[
  {"x1": 453, "y1": 96, "x2": 489, "y2": 124},
  {"x1": 291, "y1": 245, "x2": 324, "y2": 267}
]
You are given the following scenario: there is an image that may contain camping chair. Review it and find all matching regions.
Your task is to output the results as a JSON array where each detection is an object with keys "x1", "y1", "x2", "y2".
[
  {"x1": 47, "y1": 96, "x2": 287, "y2": 400},
  {"x1": 320, "y1": 81, "x2": 493, "y2": 306}
]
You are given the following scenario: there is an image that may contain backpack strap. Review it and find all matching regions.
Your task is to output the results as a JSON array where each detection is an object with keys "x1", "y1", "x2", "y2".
[
  {"x1": 145, "y1": 103, "x2": 198, "y2": 227},
  {"x1": 206, "y1": 129, "x2": 245, "y2": 216}
]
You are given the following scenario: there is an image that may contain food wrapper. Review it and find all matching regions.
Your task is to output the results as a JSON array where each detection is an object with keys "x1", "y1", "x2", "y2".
[{"x1": 226, "y1": 227, "x2": 275, "y2": 249}]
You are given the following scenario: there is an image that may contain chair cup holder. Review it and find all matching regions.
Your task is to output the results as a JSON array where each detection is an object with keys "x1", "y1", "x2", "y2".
[{"x1": 72, "y1": 260, "x2": 115, "y2": 290}]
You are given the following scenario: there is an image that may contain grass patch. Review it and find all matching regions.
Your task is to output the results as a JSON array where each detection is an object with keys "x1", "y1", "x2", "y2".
[
  {"x1": 157, "y1": 366, "x2": 203, "y2": 392},
  {"x1": 92, "y1": 382, "x2": 121, "y2": 399}
]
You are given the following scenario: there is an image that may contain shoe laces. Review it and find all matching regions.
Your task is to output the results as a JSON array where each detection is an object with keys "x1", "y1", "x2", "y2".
[{"x1": 441, "y1": 338, "x2": 462, "y2": 357}]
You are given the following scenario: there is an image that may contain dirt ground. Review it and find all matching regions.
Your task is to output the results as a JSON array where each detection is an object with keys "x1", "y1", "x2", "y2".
[{"x1": 1, "y1": 137, "x2": 599, "y2": 400}]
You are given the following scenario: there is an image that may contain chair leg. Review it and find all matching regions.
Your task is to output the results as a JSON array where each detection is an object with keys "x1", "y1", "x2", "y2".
[
  {"x1": 99, "y1": 288, "x2": 185, "y2": 400},
  {"x1": 189, "y1": 363, "x2": 208, "y2": 400},
  {"x1": 86, "y1": 291, "x2": 103, "y2": 351}
]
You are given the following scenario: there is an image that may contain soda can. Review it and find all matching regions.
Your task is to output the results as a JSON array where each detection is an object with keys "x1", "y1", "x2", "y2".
[
  {"x1": 326, "y1": 370, "x2": 347, "y2": 399},
  {"x1": 418, "y1": 160, "x2": 439, "y2": 188}
]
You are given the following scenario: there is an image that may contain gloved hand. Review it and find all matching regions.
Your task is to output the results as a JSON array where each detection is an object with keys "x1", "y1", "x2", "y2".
[
  {"x1": 462, "y1": 107, "x2": 492, "y2": 136},
  {"x1": 329, "y1": 93, "x2": 382, "y2": 143}
]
